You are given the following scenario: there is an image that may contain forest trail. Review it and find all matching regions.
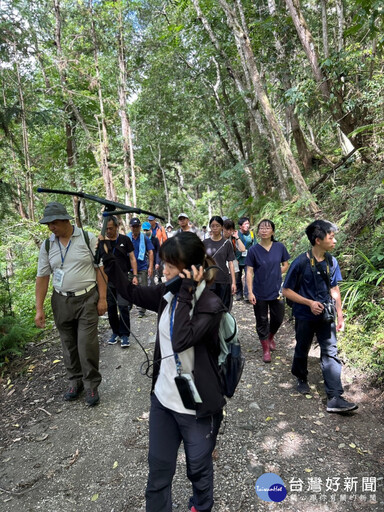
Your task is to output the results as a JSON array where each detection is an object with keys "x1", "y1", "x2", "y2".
[{"x1": 0, "y1": 300, "x2": 383, "y2": 512}]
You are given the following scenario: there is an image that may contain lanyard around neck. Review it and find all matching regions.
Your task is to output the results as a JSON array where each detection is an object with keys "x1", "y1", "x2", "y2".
[
  {"x1": 170, "y1": 295, "x2": 183, "y2": 376},
  {"x1": 58, "y1": 226, "x2": 74, "y2": 268}
]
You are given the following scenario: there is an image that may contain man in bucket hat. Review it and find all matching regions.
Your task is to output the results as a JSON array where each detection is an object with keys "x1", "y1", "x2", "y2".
[{"x1": 35, "y1": 202, "x2": 107, "y2": 406}]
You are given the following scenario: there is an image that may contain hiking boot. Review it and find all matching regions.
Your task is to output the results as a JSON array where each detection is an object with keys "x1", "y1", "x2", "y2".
[
  {"x1": 108, "y1": 333, "x2": 119, "y2": 345},
  {"x1": 296, "y1": 379, "x2": 310, "y2": 394},
  {"x1": 326, "y1": 396, "x2": 358, "y2": 413},
  {"x1": 121, "y1": 336, "x2": 130, "y2": 348},
  {"x1": 63, "y1": 382, "x2": 84, "y2": 401},
  {"x1": 260, "y1": 339, "x2": 271, "y2": 363},
  {"x1": 268, "y1": 333, "x2": 276, "y2": 351},
  {"x1": 85, "y1": 388, "x2": 100, "y2": 407}
]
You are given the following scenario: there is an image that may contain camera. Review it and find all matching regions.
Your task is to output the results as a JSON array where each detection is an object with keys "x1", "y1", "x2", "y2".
[{"x1": 322, "y1": 302, "x2": 336, "y2": 323}]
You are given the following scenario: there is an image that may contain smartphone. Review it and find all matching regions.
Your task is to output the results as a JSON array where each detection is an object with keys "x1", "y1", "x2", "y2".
[
  {"x1": 164, "y1": 265, "x2": 202, "y2": 294},
  {"x1": 174, "y1": 375, "x2": 197, "y2": 410}
]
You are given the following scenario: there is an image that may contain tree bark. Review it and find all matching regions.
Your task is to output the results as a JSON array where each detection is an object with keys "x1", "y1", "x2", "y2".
[
  {"x1": 14, "y1": 52, "x2": 34, "y2": 221},
  {"x1": 192, "y1": 0, "x2": 291, "y2": 203},
  {"x1": 285, "y1": 0, "x2": 356, "y2": 147},
  {"x1": 89, "y1": 1, "x2": 116, "y2": 202},
  {"x1": 321, "y1": 0, "x2": 329, "y2": 59},
  {"x1": 117, "y1": 6, "x2": 137, "y2": 208},
  {"x1": 268, "y1": 0, "x2": 313, "y2": 173},
  {"x1": 218, "y1": 0, "x2": 318, "y2": 213},
  {"x1": 335, "y1": 0, "x2": 344, "y2": 52}
]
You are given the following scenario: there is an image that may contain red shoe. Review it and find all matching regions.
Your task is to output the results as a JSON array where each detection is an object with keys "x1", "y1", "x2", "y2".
[
  {"x1": 268, "y1": 333, "x2": 276, "y2": 351},
  {"x1": 190, "y1": 507, "x2": 199, "y2": 512},
  {"x1": 260, "y1": 339, "x2": 271, "y2": 363}
]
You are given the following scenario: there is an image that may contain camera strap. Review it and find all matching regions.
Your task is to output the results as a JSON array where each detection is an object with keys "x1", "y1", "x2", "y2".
[{"x1": 309, "y1": 250, "x2": 332, "y2": 300}]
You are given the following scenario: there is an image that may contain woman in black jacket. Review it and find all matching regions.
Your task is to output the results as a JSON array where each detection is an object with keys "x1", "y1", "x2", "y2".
[{"x1": 101, "y1": 232, "x2": 226, "y2": 512}]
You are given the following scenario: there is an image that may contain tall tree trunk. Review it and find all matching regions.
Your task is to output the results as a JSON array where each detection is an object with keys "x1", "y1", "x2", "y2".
[
  {"x1": 89, "y1": 1, "x2": 116, "y2": 202},
  {"x1": 14, "y1": 53, "x2": 34, "y2": 220},
  {"x1": 218, "y1": 0, "x2": 318, "y2": 214},
  {"x1": 268, "y1": 0, "x2": 313, "y2": 173},
  {"x1": 192, "y1": 0, "x2": 290, "y2": 203},
  {"x1": 151, "y1": 144, "x2": 172, "y2": 224},
  {"x1": 208, "y1": 64, "x2": 258, "y2": 198},
  {"x1": 335, "y1": 0, "x2": 344, "y2": 52},
  {"x1": 117, "y1": 6, "x2": 137, "y2": 208},
  {"x1": 285, "y1": 0, "x2": 357, "y2": 148},
  {"x1": 64, "y1": 110, "x2": 81, "y2": 226},
  {"x1": 53, "y1": 0, "x2": 118, "y2": 195},
  {"x1": 321, "y1": 0, "x2": 329, "y2": 59}
]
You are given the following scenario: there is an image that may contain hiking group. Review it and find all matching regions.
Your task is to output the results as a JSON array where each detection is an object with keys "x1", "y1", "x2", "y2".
[{"x1": 35, "y1": 203, "x2": 358, "y2": 512}]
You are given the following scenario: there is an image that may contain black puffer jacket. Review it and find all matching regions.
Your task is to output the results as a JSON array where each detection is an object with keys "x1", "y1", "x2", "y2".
[{"x1": 102, "y1": 250, "x2": 227, "y2": 418}]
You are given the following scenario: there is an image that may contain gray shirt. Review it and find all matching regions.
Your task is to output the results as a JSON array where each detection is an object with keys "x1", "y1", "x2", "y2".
[{"x1": 37, "y1": 226, "x2": 100, "y2": 293}]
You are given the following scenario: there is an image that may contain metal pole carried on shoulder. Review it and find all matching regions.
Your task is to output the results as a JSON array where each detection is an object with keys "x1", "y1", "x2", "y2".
[{"x1": 36, "y1": 187, "x2": 165, "y2": 263}]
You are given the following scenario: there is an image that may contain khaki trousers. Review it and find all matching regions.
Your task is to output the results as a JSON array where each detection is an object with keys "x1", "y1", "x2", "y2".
[{"x1": 51, "y1": 287, "x2": 101, "y2": 390}]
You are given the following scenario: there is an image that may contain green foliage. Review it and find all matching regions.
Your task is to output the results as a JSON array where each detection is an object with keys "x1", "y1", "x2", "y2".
[{"x1": 0, "y1": 315, "x2": 38, "y2": 367}]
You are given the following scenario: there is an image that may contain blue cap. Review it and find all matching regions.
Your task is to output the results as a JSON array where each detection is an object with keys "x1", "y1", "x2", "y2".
[
  {"x1": 147, "y1": 215, "x2": 155, "y2": 221},
  {"x1": 142, "y1": 222, "x2": 151, "y2": 230}
]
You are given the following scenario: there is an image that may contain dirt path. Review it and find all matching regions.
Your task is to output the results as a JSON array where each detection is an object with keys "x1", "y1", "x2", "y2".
[{"x1": 0, "y1": 301, "x2": 383, "y2": 511}]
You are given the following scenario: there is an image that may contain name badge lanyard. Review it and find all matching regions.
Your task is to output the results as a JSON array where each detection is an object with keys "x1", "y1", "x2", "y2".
[
  {"x1": 58, "y1": 240, "x2": 72, "y2": 268},
  {"x1": 58, "y1": 226, "x2": 74, "y2": 268},
  {"x1": 170, "y1": 295, "x2": 183, "y2": 376}
]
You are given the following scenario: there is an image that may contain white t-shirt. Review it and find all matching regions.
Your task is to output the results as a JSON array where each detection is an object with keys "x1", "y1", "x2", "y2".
[{"x1": 154, "y1": 282, "x2": 206, "y2": 415}]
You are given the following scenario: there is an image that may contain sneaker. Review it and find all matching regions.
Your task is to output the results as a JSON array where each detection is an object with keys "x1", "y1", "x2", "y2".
[
  {"x1": 85, "y1": 388, "x2": 100, "y2": 407},
  {"x1": 296, "y1": 379, "x2": 311, "y2": 394},
  {"x1": 326, "y1": 396, "x2": 358, "y2": 413},
  {"x1": 121, "y1": 336, "x2": 130, "y2": 348},
  {"x1": 108, "y1": 333, "x2": 119, "y2": 345},
  {"x1": 63, "y1": 382, "x2": 84, "y2": 401}
]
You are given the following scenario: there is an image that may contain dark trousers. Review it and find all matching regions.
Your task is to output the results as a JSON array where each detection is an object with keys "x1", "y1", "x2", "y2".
[
  {"x1": 253, "y1": 299, "x2": 285, "y2": 341},
  {"x1": 292, "y1": 318, "x2": 344, "y2": 398},
  {"x1": 51, "y1": 287, "x2": 101, "y2": 390},
  {"x1": 128, "y1": 270, "x2": 148, "y2": 314},
  {"x1": 107, "y1": 284, "x2": 130, "y2": 336},
  {"x1": 146, "y1": 394, "x2": 222, "y2": 512},
  {"x1": 235, "y1": 264, "x2": 248, "y2": 298},
  {"x1": 210, "y1": 282, "x2": 232, "y2": 311}
]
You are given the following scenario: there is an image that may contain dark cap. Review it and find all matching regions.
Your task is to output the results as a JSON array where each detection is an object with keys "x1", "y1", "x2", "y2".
[
  {"x1": 39, "y1": 202, "x2": 73, "y2": 224},
  {"x1": 147, "y1": 215, "x2": 156, "y2": 221},
  {"x1": 130, "y1": 217, "x2": 141, "y2": 226}
]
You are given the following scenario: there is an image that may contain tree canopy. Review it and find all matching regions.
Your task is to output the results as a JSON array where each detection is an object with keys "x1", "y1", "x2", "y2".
[{"x1": 0, "y1": 0, "x2": 383, "y2": 378}]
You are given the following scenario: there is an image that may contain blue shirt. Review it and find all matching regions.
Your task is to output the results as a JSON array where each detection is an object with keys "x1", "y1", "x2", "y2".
[
  {"x1": 283, "y1": 253, "x2": 342, "y2": 320},
  {"x1": 245, "y1": 242, "x2": 290, "y2": 300},
  {"x1": 130, "y1": 235, "x2": 154, "y2": 271}
]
